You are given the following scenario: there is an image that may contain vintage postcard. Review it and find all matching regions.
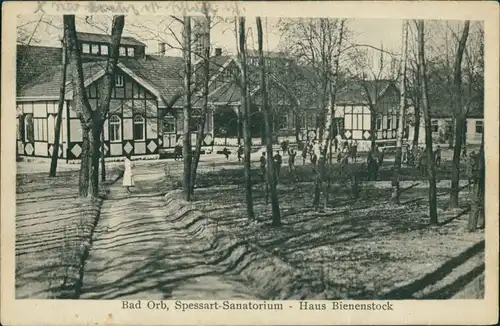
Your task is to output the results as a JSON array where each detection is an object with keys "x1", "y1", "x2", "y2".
[{"x1": 1, "y1": 1, "x2": 498, "y2": 325}]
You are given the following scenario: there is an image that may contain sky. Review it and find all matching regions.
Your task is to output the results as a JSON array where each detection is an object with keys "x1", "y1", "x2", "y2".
[
  {"x1": 18, "y1": 14, "x2": 404, "y2": 57},
  {"x1": 18, "y1": 14, "x2": 480, "y2": 75}
]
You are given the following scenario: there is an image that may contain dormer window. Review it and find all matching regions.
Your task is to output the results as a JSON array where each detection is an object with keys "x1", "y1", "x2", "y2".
[
  {"x1": 100, "y1": 44, "x2": 108, "y2": 55},
  {"x1": 91, "y1": 44, "x2": 99, "y2": 54},
  {"x1": 127, "y1": 47, "x2": 135, "y2": 57},
  {"x1": 119, "y1": 46, "x2": 127, "y2": 57},
  {"x1": 82, "y1": 43, "x2": 90, "y2": 54},
  {"x1": 115, "y1": 74, "x2": 124, "y2": 87}
]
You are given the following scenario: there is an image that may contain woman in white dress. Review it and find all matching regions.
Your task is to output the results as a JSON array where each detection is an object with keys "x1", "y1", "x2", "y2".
[{"x1": 123, "y1": 154, "x2": 135, "y2": 193}]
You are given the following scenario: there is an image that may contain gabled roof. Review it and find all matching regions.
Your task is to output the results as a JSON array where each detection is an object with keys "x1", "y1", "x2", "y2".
[
  {"x1": 336, "y1": 79, "x2": 395, "y2": 105},
  {"x1": 76, "y1": 32, "x2": 145, "y2": 47},
  {"x1": 16, "y1": 44, "x2": 235, "y2": 109}
]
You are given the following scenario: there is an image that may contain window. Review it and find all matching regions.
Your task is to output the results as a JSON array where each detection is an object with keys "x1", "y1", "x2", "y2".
[
  {"x1": 24, "y1": 114, "x2": 34, "y2": 142},
  {"x1": 119, "y1": 46, "x2": 127, "y2": 57},
  {"x1": 431, "y1": 120, "x2": 439, "y2": 133},
  {"x1": 278, "y1": 114, "x2": 288, "y2": 130},
  {"x1": 475, "y1": 120, "x2": 483, "y2": 134},
  {"x1": 387, "y1": 116, "x2": 392, "y2": 129},
  {"x1": 34, "y1": 118, "x2": 47, "y2": 141},
  {"x1": 376, "y1": 118, "x2": 382, "y2": 130},
  {"x1": 82, "y1": 43, "x2": 90, "y2": 54},
  {"x1": 163, "y1": 114, "x2": 176, "y2": 133},
  {"x1": 115, "y1": 74, "x2": 124, "y2": 87},
  {"x1": 109, "y1": 115, "x2": 121, "y2": 142},
  {"x1": 190, "y1": 116, "x2": 202, "y2": 132},
  {"x1": 91, "y1": 44, "x2": 99, "y2": 54},
  {"x1": 127, "y1": 47, "x2": 135, "y2": 57},
  {"x1": 133, "y1": 115, "x2": 145, "y2": 140},
  {"x1": 100, "y1": 44, "x2": 108, "y2": 55}
]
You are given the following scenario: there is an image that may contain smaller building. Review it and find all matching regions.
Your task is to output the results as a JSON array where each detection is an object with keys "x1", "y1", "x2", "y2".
[{"x1": 407, "y1": 105, "x2": 484, "y2": 147}]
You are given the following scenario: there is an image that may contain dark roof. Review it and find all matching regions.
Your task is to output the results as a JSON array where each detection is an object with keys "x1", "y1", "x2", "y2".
[
  {"x1": 18, "y1": 61, "x2": 108, "y2": 98},
  {"x1": 336, "y1": 79, "x2": 395, "y2": 104},
  {"x1": 17, "y1": 45, "x2": 63, "y2": 90},
  {"x1": 16, "y1": 44, "x2": 234, "y2": 109},
  {"x1": 76, "y1": 32, "x2": 145, "y2": 47}
]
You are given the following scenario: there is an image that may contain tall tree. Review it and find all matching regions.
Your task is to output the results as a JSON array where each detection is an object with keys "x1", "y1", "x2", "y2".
[
  {"x1": 449, "y1": 21, "x2": 471, "y2": 208},
  {"x1": 257, "y1": 17, "x2": 281, "y2": 225},
  {"x1": 417, "y1": 20, "x2": 438, "y2": 225},
  {"x1": 190, "y1": 3, "x2": 211, "y2": 196},
  {"x1": 312, "y1": 19, "x2": 345, "y2": 209},
  {"x1": 182, "y1": 16, "x2": 193, "y2": 201},
  {"x1": 238, "y1": 17, "x2": 255, "y2": 220},
  {"x1": 64, "y1": 15, "x2": 124, "y2": 198},
  {"x1": 391, "y1": 20, "x2": 409, "y2": 204},
  {"x1": 49, "y1": 40, "x2": 67, "y2": 177}
]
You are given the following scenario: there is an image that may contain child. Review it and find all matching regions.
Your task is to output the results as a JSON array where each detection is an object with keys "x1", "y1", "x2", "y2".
[{"x1": 123, "y1": 154, "x2": 135, "y2": 194}]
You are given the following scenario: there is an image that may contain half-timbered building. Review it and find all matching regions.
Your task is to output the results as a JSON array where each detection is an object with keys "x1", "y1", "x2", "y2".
[{"x1": 16, "y1": 32, "x2": 231, "y2": 161}]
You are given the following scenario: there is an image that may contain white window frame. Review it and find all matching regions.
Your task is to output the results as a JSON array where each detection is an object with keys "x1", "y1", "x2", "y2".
[
  {"x1": 100, "y1": 44, "x2": 109, "y2": 55},
  {"x1": 119, "y1": 46, "x2": 127, "y2": 57},
  {"x1": 127, "y1": 47, "x2": 135, "y2": 57},
  {"x1": 82, "y1": 43, "x2": 90, "y2": 54},
  {"x1": 91, "y1": 43, "x2": 99, "y2": 54},
  {"x1": 109, "y1": 115, "x2": 122, "y2": 142},
  {"x1": 133, "y1": 115, "x2": 145, "y2": 141},
  {"x1": 115, "y1": 74, "x2": 124, "y2": 87}
]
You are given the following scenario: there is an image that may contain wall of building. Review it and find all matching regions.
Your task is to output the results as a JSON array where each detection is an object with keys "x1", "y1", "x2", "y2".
[
  {"x1": 16, "y1": 100, "x2": 68, "y2": 159},
  {"x1": 407, "y1": 117, "x2": 484, "y2": 147}
]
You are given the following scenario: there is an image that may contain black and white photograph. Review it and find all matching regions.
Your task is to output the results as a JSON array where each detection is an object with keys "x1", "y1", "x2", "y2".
[{"x1": 2, "y1": 1, "x2": 498, "y2": 325}]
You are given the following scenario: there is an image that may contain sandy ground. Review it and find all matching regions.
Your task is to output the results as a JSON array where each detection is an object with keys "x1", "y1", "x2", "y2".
[{"x1": 80, "y1": 166, "x2": 257, "y2": 300}]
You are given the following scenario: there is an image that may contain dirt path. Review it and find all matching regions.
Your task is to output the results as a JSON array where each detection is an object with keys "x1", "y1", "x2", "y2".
[{"x1": 80, "y1": 170, "x2": 257, "y2": 300}]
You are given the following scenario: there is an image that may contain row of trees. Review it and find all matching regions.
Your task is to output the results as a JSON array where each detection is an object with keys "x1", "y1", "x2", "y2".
[{"x1": 31, "y1": 14, "x2": 483, "y2": 230}]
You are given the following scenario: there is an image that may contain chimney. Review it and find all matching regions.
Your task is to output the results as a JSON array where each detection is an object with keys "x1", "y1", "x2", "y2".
[
  {"x1": 215, "y1": 48, "x2": 222, "y2": 57},
  {"x1": 158, "y1": 42, "x2": 166, "y2": 56}
]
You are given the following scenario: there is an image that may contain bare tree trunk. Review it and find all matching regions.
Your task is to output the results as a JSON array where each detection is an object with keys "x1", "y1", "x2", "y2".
[
  {"x1": 313, "y1": 19, "x2": 344, "y2": 209},
  {"x1": 49, "y1": 43, "x2": 67, "y2": 177},
  {"x1": 468, "y1": 134, "x2": 484, "y2": 232},
  {"x1": 190, "y1": 7, "x2": 210, "y2": 196},
  {"x1": 182, "y1": 16, "x2": 193, "y2": 201},
  {"x1": 79, "y1": 128, "x2": 91, "y2": 197},
  {"x1": 391, "y1": 20, "x2": 408, "y2": 204},
  {"x1": 239, "y1": 17, "x2": 255, "y2": 220},
  {"x1": 89, "y1": 125, "x2": 100, "y2": 196},
  {"x1": 257, "y1": 17, "x2": 280, "y2": 225},
  {"x1": 100, "y1": 130, "x2": 106, "y2": 181},
  {"x1": 65, "y1": 15, "x2": 123, "y2": 197},
  {"x1": 417, "y1": 20, "x2": 438, "y2": 225},
  {"x1": 64, "y1": 15, "x2": 94, "y2": 198},
  {"x1": 450, "y1": 21, "x2": 470, "y2": 208}
]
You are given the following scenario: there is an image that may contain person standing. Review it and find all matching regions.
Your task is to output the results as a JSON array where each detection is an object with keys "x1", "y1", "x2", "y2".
[
  {"x1": 274, "y1": 151, "x2": 283, "y2": 181},
  {"x1": 237, "y1": 145, "x2": 244, "y2": 162},
  {"x1": 434, "y1": 145, "x2": 442, "y2": 167},
  {"x1": 301, "y1": 145, "x2": 308, "y2": 165},
  {"x1": 351, "y1": 140, "x2": 358, "y2": 162},
  {"x1": 260, "y1": 152, "x2": 267, "y2": 182},
  {"x1": 123, "y1": 154, "x2": 135, "y2": 194},
  {"x1": 288, "y1": 148, "x2": 297, "y2": 173}
]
